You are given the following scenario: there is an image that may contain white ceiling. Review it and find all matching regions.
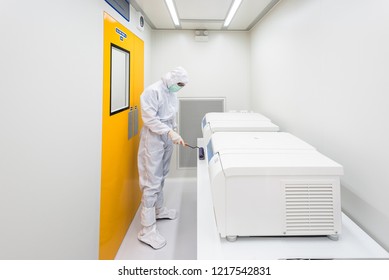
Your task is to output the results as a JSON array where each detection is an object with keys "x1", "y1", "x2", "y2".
[{"x1": 131, "y1": 0, "x2": 281, "y2": 31}]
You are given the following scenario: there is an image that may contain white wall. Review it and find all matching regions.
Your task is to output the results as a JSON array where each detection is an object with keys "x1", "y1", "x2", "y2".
[
  {"x1": 250, "y1": 0, "x2": 389, "y2": 251},
  {"x1": 0, "y1": 0, "x2": 151, "y2": 259},
  {"x1": 150, "y1": 30, "x2": 251, "y2": 177}
]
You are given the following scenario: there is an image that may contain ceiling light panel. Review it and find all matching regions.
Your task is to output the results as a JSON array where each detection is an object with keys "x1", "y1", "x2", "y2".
[
  {"x1": 165, "y1": 0, "x2": 180, "y2": 26},
  {"x1": 228, "y1": 0, "x2": 274, "y2": 30},
  {"x1": 175, "y1": 0, "x2": 233, "y2": 20},
  {"x1": 224, "y1": 0, "x2": 243, "y2": 27}
]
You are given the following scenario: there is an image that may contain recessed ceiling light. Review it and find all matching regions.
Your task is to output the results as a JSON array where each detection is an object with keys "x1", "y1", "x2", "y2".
[
  {"x1": 165, "y1": 0, "x2": 180, "y2": 26},
  {"x1": 224, "y1": 0, "x2": 243, "y2": 27}
]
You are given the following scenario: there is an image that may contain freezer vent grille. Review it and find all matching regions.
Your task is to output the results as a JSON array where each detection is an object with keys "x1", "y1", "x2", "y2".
[{"x1": 285, "y1": 183, "x2": 335, "y2": 233}]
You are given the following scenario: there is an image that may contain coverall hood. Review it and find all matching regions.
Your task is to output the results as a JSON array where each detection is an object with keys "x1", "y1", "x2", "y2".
[{"x1": 161, "y1": 66, "x2": 189, "y2": 88}]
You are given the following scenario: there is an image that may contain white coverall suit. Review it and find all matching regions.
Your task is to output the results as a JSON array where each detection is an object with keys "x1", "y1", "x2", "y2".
[{"x1": 137, "y1": 67, "x2": 189, "y2": 249}]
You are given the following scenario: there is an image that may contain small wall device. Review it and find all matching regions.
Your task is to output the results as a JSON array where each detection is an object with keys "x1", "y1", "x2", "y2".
[{"x1": 137, "y1": 11, "x2": 145, "y2": 31}]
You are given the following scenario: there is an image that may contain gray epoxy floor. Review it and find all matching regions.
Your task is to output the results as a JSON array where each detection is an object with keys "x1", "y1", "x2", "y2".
[{"x1": 115, "y1": 177, "x2": 197, "y2": 260}]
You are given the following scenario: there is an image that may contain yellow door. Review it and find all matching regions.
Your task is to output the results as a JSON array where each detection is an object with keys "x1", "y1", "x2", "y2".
[{"x1": 99, "y1": 12, "x2": 144, "y2": 260}]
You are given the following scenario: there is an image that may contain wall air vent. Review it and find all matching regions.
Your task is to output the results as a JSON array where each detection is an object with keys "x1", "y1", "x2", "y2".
[{"x1": 178, "y1": 98, "x2": 225, "y2": 168}]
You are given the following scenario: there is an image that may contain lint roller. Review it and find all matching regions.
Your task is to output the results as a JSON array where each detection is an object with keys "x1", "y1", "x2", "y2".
[{"x1": 185, "y1": 143, "x2": 205, "y2": 160}]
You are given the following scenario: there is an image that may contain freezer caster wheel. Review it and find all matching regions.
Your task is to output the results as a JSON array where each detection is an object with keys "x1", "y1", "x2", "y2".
[{"x1": 226, "y1": 235, "x2": 237, "y2": 242}]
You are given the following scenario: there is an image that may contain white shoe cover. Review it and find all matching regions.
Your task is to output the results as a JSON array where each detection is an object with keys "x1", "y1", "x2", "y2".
[
  {"x1": 138, "y1": 225, "x2": 167, "y2": 249},
  {"x1": 156, "y1": 207, "x2": 178, "y2": 220}
]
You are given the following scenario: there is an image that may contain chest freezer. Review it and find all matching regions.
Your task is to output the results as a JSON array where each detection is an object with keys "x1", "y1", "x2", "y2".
[
  {"x1": 202, "y1": 120, "x2": 280, "y2": 144},
  {"x1": 207, "y1": 150, "x2": 343, "y2": 241},
  {"x1": 203, "y1": 112, "x2": 271, "y2": 123},
  {"x1": 205, "y1": 132, "x2": 316, "y2": 162},
  {"x1": 201, "y1": 112, "x2": 279, "y2": 135},
  {"x1": 201, "y1": 112, "x2": 272, "y2": 133}
]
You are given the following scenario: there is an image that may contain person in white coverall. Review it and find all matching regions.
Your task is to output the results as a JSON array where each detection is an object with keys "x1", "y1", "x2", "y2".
[{"x1": 137, "y1": 67, "x2": 189, "y2": 249}]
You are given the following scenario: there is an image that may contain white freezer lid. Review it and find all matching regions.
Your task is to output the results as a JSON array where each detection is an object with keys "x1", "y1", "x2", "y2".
[
  {"x1": 216, "y1": 150, "x2": 344, "y2": 176},
  {"x1": 204, "y1": 112, "x2": 271, "y2": 122},
  {"x1": 209, "y1": 120, "x2": 279, "y2": 132},
  {"x1": 211, "y1": 132, "x2": 315, "y2": 152}
]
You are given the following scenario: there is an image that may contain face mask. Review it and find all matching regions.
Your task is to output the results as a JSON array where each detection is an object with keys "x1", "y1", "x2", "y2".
[{"x1": 168, "y1": 84, "x2": 183, "y2": 93}]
